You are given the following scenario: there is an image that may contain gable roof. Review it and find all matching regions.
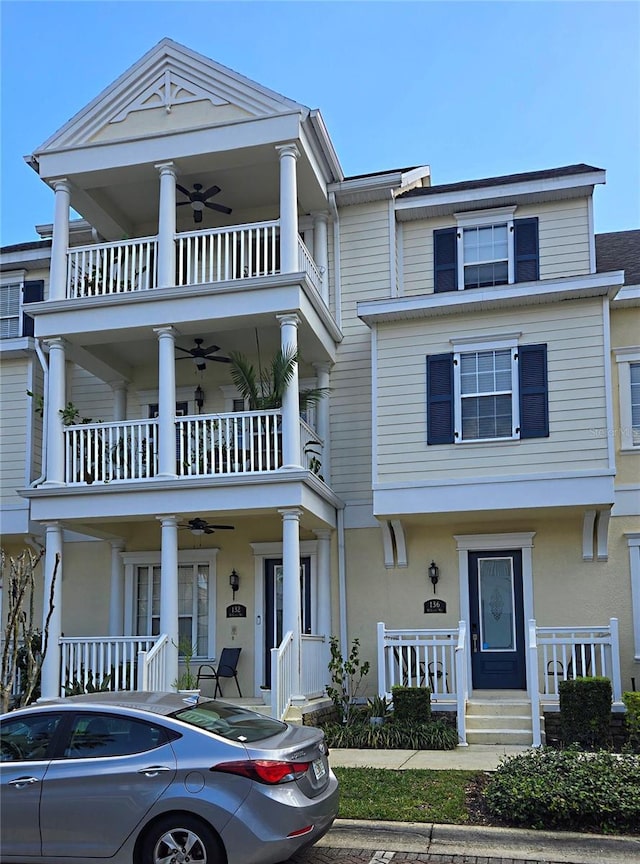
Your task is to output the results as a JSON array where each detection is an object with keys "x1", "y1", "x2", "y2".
[
  {"x1": 33, "y1": 37, "x2": 309, "y2": 154},
  {"x1": 596, "y1": 230, "x2": 640, "y2": 286}
]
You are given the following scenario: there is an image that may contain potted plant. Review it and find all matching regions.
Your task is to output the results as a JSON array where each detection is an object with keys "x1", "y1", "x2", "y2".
[
  {"x1": 368, "y1": 694, "x2": 391, "y2": 727},
  {"x1": 173, "y1": 640, "x2": 200, "y2": 693}
]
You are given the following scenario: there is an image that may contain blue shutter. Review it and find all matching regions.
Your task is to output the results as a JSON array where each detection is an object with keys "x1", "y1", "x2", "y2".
[
  {"x1": 514, "y1": 218, "x2": 539, "y2": 283},
  {"x1": 434, "y1": 227, "x2": 458, "y2": 293},
  {"x1": 22, "y1": 280, "x2": 44, "y2": 338},
  {"x1": 427, "y1": 353, "x2": 454, "y2": 444},
  {"x1": 518, "y1": 344, "x2": 548, "y2": 438}
]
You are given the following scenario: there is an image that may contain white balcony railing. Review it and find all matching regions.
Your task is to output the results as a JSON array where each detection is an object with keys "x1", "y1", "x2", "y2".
[
  {"x1": 271, "y1": 631, "x2": 294, "y2": 721},
  {"x1": 59, "y1": 636, "x2": 159, "y2": 695},
  {"x1": 64, "y1": 419, "x2": 158, "y2": 484},
  {"x1": 301, "y1": 635, "x2": 327, "y2": 699},
  {"x1": 137, "y1": 635, "x2": 169, "y2": 691},
  {"x1": 298, "y1": 236, "x2": 323, "y2": 293},
  {"x1": 67, "y1": 237, "x2": 158, "y2": 298},
  {"x1": 176, "y1": 221, "x2": 280, "y2": 286}
]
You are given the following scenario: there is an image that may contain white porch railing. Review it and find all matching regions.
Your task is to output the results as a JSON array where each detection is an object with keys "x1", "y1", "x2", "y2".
[
  {"x1": 297, "y1": 236, "x2": 323, "y2": 293},
  {"x1": 271, "y1": 631, "x2": 294, "y2": 721},
  {"x1": 64, "y1": 419, "x2": 158, "y2": 484},
  {"x1": 301, "y1": 634, "x2": 327, "y2": 699},
  {"x1": 177, "y1": 221, "x2": 280, "y2": 286},
  {"x1": 137, "y1": 634, "x2": 169, "y2": 691},
  {"x1": 377, "y1": 622, "x2": 462, "y2": 700},
  {"x1": 67, "y1": 237, "x2": 157, "y2": 298},
  {"x1": 59, "y1": 636, "x2": 159, "y2": 695}
]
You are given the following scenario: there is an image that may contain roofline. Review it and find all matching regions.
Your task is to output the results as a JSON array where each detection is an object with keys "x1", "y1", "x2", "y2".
[{"x1": 329, "y1": 166, "x2": 430, "y2": 204}]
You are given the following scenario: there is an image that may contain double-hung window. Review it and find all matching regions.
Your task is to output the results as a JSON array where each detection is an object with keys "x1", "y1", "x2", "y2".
[
  {"x1": 434, "y1": 209, "x2": 539, "y2": 293},
  {"x1": 615, "y1": 348, "x2": 640, "y2": 450},
  {"x1": 427, "y1": 341, "x2": 548, "y2": 445}
]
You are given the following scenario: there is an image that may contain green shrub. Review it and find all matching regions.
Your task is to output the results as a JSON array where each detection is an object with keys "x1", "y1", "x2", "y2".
[
  {"x1": 483, "y1": 747, "x2": 640, "y2": 833},
  {"x1": 623, "y1": 691, "x2": 640, "y2": 753},
  {"x1": 559, "y1": 677, "x2": 612, "y2": 748},
  {"x1": 326, "y1": 636, "x2": 370, "y2": 725},
  {"x1": 392, "y1": 686, "x2": 431, "y2": 723},
  {"x1": 322, "y1": 716, "x2": 457, "y2": 750}
]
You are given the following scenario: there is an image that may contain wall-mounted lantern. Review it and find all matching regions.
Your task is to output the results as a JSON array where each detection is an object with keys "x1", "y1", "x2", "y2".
[{"x1": 428, "y1": 560, "x2": 440, "y2": 594}]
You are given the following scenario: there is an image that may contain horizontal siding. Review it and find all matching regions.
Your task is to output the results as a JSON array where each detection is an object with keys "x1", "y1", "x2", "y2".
[
  {"x1": 69, "y1": 367, "x2": 115, "y2": 421},
  {"x1": 0, "y1": 359, "x2": 29, "y2": 502},
  {"x1": 400, "y1": 199, "x2": 591, "y2": 297},
  {"x1": 374, "y1": 300, "x2": 609, "y2": 483}
]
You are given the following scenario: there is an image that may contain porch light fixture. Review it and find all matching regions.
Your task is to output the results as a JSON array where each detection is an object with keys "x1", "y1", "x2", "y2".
[
  {"x1": 194, "y1": 385, "x2": 205, "y2": 412},
  {"x1": 428, "y1": 561, "x2": 440, "y2": 594},
  {"x1": 229, "y1": 568, "x2": 240, "y2": 599}
]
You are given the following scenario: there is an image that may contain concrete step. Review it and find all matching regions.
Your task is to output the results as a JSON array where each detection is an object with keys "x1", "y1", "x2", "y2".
[
  {"x1": 466, "y1": 714, "x2": 533, "y2": 732},
  {"x1": 466, "y1": 728, "x2": 534, "y2": 746},
  {"x1": 466, "y1": 701, "x2": 531, "y2": 718}
]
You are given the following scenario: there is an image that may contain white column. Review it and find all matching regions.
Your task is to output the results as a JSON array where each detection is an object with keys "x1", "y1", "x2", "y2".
[
  {"x1": 280, "y1": 508, "x2": 304, "y2": 703},
  {"x1": 315, "y1": 529, "x2": 332, "y2": 641},
  {"x1": 276, "y1": 144, "x2": 300, "y2": 274},
  {"x1": 313, "y1": 212, "x2": 329, "y2": 304},
  {"x1": 277, "y1": 314, "x2": 301, "y2": 469},
  {"x1": 156, "y1": 162, "x2": 177, "y2": 288},
  {"x1": 108, "y1": 540, "x2": 125, "y2": 636},
  {"x1": 111, "y1": 381, "x2": 127, "y2": 421},
  {"x1": 40, "y1": 523, "x2": 63, "y2": 699},
  {"x1": 313, "y1": 362, "x2": 331, "y2": 480},
  {"x1": 154, "y1": 326, "x2": 177, "y2": 478},
  {"x1": 49, "y1": 180, "x2": 71, "y2": 301},
  {"x1": 42, "y1": 337, "x2": 66, "y2": 486},
  {"x1": 158, "y1": 515, "x2": 180, "y2": 689}
]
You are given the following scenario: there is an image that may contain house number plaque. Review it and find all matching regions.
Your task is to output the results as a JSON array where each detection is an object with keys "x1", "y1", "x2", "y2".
[
  {"x1": 424, "y1": 599, "x2": 446, "y2": 614},
  {"x1": 226, "y1": 603, "x2": 247, "y2": 618}
]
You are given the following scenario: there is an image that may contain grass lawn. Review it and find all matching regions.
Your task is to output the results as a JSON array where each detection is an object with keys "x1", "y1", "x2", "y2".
[{"x1": 334, "y1": 767, "x2": 480, "y2": 824}]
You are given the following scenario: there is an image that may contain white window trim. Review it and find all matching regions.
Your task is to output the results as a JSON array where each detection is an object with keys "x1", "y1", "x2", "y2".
[
  {"x1": 615, "y1": 347, "x2": 640, "y2": 451},
  {"x1": 626, "y1": 533, "x2": 640, "y2": 660},
  {"x1": 122, "y1": 549, "x2": 218, "y2": 659},
  {"x1": 451, "y1": 336, "x2": 520, "y2": 444},
  {"x1": 455, "y1": 207, "x2": 517, "y2": 290}
]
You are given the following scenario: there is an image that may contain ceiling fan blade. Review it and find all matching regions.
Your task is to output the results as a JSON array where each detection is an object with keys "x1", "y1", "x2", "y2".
[
  {"x1": 205, "y1": 202, "x2": 232, "y2": 215},
  {"x1": 208, "y1": 355, "x2": 232, "y2": 363},
  {"x1": 199, "y1": 344, "x2": 221, "y2": 355},
  {"x1": 209, "y1": 525, "x2": 235, "y2": 530},
  {"x1": 176, "y1": 184, "x2": 192, "y2": 197},
  {"x1": 194, "y1": 210, "x2": 203, "y2": 224},
  {"x1": 176, "y1": 201, "x2": 191, "y2": 206},
  {"x1": 204, "y1": 527, "x2": 215, "y2": 534},
  {"x1": 176, "y1": 345, "x2": 195, "y2": 355},
  {"x1": 201, "y1": 185, "x2": 221, "y2": 199}
]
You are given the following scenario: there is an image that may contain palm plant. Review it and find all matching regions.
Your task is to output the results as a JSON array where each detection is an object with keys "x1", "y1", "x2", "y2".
[{"x1": 228, "y1": 347, "x2": 328, "y2": 410}]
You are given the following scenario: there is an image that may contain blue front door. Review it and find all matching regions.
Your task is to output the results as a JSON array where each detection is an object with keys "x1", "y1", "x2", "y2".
[{"x1": 468, "y1": 550, "x2": 526, "y2": 689}]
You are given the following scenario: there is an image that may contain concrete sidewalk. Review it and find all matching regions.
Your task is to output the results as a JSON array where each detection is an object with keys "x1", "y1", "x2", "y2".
[{"x1": 328, "y1": 743, "x2": 529, "y2": 771}]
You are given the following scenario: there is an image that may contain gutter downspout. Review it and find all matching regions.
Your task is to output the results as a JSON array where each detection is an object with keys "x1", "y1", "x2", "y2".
[
  {"x1": 337, "y1": 507, "x2": 347, "y2": 652},
  {"x1": 31, "y1": 339, "x2": 48, "y2": 487}
]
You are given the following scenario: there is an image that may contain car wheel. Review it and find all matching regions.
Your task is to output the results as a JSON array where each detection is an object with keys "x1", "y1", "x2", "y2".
[{"x1": 140, "y1": 814, "x2": 224, "y2": 864}]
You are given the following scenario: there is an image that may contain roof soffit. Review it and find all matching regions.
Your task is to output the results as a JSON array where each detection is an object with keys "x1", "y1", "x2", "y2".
[{"x1": 33, "y1": 38, "x2": 308, "y2": 155}]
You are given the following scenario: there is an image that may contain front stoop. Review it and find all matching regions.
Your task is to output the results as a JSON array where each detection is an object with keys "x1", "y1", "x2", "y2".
[{"x1": 465, "y1": 692, "x2": 538, "y2": 745}]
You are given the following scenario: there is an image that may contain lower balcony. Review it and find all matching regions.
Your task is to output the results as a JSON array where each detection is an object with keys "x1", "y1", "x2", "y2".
[{"x1": 63, "y1": 411, "x2": 323, "y2": 485}]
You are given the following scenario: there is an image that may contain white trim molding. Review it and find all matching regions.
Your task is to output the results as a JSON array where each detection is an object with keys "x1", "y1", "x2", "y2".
[
  {"x1": 614, "y1": 346, "x2": 640, "y2": 452},
  {"x1": 626, "y1": 533, "x2": 640, "y2": 661}
]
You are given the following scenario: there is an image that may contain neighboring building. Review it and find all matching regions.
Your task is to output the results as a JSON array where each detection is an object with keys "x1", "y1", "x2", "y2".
[{"x1": 1, "y1": 39, "x2": 638, "y2": 744}]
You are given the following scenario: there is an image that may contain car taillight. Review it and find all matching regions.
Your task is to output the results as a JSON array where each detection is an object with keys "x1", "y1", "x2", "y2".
[{"x1": 211, "y1": 759, "x2": 311, "y2": 784}]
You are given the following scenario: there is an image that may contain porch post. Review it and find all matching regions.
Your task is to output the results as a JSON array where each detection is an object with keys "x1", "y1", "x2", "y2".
[
  {"x1": 154, "y1": 326, "x2": 177, "y2": 478},
  {"x1": 111, "y1": 381, "x2": 127, "y2": 421},
  {"x1": 280, "y1": 508, "x2": 304, "y2": 703},
  {"x1": 277, "y1": 313, "x2": 301, "y2": 469},
  {"x1": 314, "y1": 529, "x2": 332, "y2": 669},
  {"x1": 42, "y1": 337, "x2": 66, "y2": 487},
  {"x1": 313, "y1": 362, "x2": 331, "y2": 478},
  {"x1": 108, "y1": 540, "x2": 125, "y2": 636},
  {"x1": 49, "y1": 179, "x2": 71, "y2": 301},
  {"x1": 276, "y1": 144, "x2": 300, "y2": 274},
  {"x1": 155, "y1": 162, "x2": 177, "y2": 288},
  {"x1": 40, "y1": 522, "x2": 63, "y2": 699},
  {"x1": 158, "y1": 515, "x2": 180, "y2": 689},
  {"x1": 312, "y1": 212, "x2": 329, "y2": 303}
]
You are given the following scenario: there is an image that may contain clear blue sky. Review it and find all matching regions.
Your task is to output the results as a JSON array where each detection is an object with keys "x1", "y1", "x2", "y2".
[{"x1": 1, "y1": 0, "x2": 638, "y2": 247}]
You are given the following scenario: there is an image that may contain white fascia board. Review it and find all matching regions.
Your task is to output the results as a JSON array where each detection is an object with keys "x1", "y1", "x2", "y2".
[
  {"x1": 307, "y1": 110, "x2": 344, "y2": 182},
  {"x1": 612, "y1": 485, "x2": 640, "y2": 517},
  {"x1": 357, "y1": 271, "x2": 625, "y2": 325},
  {"x1": 25, "y1": 475, "x2": 340, "y2": 527},
  {"x1": 373, "y1": 471, "x2": 615, "y2": 516},
  {"x1": 0, "y1": 503, "x2": 31, "y2": 536},
  {"x1": 0, "y1": 336, "x2": 36, "y2": 359},
  {"x1": 1, "y1": 246, "x2": 51, "y2": 269},
  {"x1": 329, "y1": 166, "x2": 430, "y2": 204},
  {"x1": 36, "y1": 113, "x2": 302, "y2": 179},
  {"x1": 612, "y1": 284, "x2": 640, "y2": 307},
  {"x1": 394, "y1": 170, "x2": 606, "y2": 215}
]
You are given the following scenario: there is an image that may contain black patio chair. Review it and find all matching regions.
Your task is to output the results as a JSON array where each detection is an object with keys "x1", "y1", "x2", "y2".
[{"x1": 197, "y1": 647, "x2": 242, "y2": 698}]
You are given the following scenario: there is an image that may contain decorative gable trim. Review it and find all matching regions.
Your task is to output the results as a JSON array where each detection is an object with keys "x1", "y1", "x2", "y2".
[{"x1": 111, "y1": 69, "x2": 228, "y2": 122}]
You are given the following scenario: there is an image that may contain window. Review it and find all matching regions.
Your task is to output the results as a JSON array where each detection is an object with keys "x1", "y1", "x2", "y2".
[
  {"x1": 614, "y1": 348, "x2": 640, "y2": 450},
  {"x1": 0, "y1": 713, "x2": 62, "y2": 762},
  {"x1": 66, "y1": 714, "x2": 169, "y2": 758},
  {"x1": 136, "y1": 561, "x2": 210, "y2": 657},
  {"x1": 434, "y1": 214, "x2": 539, "y2": 293},
  {"x1": 427, "y1": 343, "x2": 548, "y2": 444},
  {"x1": 0, "y1": 279, "x2": 44, "y2": 339},
  {"x1": 631, "y1": 363, "x2": 640, "y2": 446}
]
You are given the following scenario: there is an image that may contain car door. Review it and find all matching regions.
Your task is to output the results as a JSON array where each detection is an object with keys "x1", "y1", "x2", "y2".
[
  {"x1": 0, "y1": 711, "x2": 64, "y2": 858},
  {"x1": 40, "y1": 712, "x2": 177, "y2": 858}
]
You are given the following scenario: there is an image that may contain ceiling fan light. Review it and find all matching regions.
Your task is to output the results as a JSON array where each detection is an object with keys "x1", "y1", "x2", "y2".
[
  {"x1": 191, "y1": 201, "x2": 205, "y2": 212},
  {"x1": 191, "y1": 528, "x2": 205, "y2": 536}
]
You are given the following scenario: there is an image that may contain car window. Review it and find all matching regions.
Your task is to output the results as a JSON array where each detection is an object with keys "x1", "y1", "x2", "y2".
[
  {"x1": 1, "y1": 713, "x2": 62, "y2": 762},
  {"x1": 65, "y1": 714, "x2": 168, "y2": 758},
  {"x1": 174, "y1": 700, "x2": 287, "y2": 742}
]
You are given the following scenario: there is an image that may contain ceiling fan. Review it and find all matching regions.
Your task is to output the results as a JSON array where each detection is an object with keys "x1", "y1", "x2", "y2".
[
  {"x1": 176, "y1": 338, "x2": 232, "y2": 370},
  {"x1": 176, "y1": 182, "x2": 232, "y2": 223},
  {"x1": 178, "y1": 518, "x2": 235, "y2": 536}
]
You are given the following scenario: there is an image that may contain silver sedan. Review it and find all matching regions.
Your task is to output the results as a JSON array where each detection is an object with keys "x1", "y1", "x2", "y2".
[{"x1": 0, "y1": 691, "x2": 339, "y2": 864}]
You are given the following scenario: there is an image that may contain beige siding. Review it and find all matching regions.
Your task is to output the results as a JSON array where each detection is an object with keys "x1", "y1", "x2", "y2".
[
  {"x1": 375, "y1": 299, "x2": 610, "y2": 483},
  {"x1": 0, "y1": 359, "x2": 29, "y2": 503},
  {"x1": 69, "y1": 367, "x2": 115, "y2": 421},
  {"x1": 400, "y1": 199, "x2": 591, "y2": 298}
]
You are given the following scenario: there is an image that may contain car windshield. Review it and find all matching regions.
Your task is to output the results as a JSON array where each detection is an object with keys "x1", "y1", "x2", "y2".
[{"x1": 173, "y1": 700, "x2": 287, "y2": 742}]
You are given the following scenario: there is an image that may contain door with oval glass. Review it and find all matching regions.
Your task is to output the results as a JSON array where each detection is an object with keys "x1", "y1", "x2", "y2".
[
  {"x1": 263, "y1": 557, "x2": 311, "y2": 688},
  {"x1": 468, "y1": 550, "x2": 526, "y2": 689}
]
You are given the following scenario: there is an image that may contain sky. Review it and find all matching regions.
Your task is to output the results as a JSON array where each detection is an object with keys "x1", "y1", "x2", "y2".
[{"x1": 1, "y1": 0, "x2": 639, "y2": 247}]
